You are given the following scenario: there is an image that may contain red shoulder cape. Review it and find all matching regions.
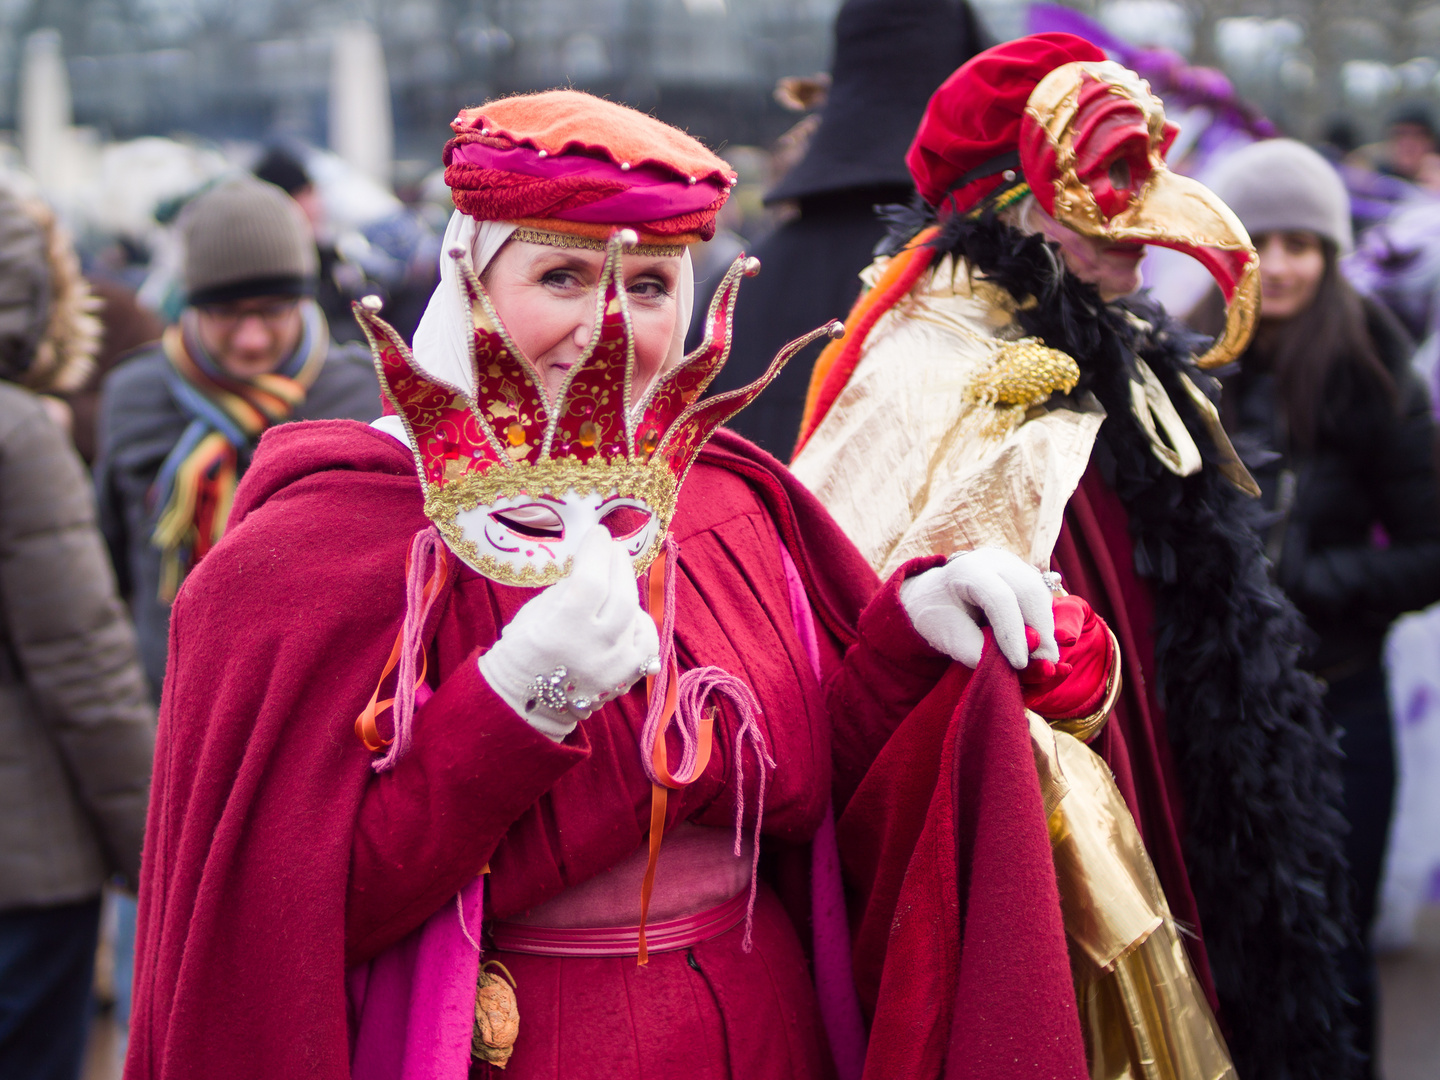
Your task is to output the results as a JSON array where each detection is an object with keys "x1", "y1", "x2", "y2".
[{"x1": 125, "y1": 420, "x2": 875, "y2": 1080}]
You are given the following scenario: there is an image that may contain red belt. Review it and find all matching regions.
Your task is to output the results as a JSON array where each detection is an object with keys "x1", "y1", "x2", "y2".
[{"x1": 488, "y1": 888, "x2": 747, "y2": 959}]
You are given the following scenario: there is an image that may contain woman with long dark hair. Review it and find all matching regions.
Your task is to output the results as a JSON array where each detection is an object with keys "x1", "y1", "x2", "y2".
[{"x1": 1205, "y1": 137, "x2": 1440, "y2": 1078}]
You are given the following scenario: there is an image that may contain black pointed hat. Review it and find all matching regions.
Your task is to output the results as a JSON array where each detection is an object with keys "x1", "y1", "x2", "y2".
[{"x1": 765, "y1": 0, "x2": 991, "y2": 204}]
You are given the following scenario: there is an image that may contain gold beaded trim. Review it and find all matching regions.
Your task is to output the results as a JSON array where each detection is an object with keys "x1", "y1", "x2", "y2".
[
  {"x1": 510, "y1": 227, "x2": 684, "y2": 258},
  {"x1": 423, "y1": 456, "x2": 677, "y2": 587},
  {"x1": 969, "y1": 180, "x2": 1031, "y2": 219}
]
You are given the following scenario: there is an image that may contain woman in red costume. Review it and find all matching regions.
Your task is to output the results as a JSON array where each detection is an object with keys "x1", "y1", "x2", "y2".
[{"x1": 124, "y1": 92, "x2": 1114, "y2": 1080}]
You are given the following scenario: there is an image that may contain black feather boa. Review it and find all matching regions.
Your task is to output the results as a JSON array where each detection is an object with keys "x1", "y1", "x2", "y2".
[{"x1": 880, "y1": 200, "x2": 1356, "y2": 1079}]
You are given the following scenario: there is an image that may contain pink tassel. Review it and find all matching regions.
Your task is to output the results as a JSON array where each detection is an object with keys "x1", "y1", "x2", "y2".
[
  {"x1": 638, "y1": 538, "x2": 684, "y2": 779},
  {"x1": 372, "y1": 526, "x2": 446, "y2": 773},
  {"x1": 676, "y1": 667, "x2": 774, "y2": 951},
  {"x1": 637, "y1": 538, "x2": 776, "y2": 951}
]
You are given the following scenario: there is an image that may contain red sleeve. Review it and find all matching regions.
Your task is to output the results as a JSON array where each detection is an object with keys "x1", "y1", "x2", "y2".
[
  {"x1": 827, "y1": 555, "x2": 951, "y2": 809},
  {"x1": 345, "y1": 649, "x2": 588, "y2": 965}
]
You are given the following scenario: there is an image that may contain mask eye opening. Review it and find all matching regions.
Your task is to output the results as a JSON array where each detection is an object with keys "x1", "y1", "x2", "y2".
[
  {"x1": 1108, "y1": 157, "x2": 1132, "y2": 192},
  {"x1": 599, "y1": 504, "x2": 653, "y2": 542},
  {"x1": 490, "y1": 504, "x2": 565, "y2": 539}
]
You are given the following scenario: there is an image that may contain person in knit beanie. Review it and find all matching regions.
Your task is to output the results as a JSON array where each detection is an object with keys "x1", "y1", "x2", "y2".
[
  {"x1": 0, "y1": 189, "x2": 155, "y2": 1080},
  {"x1": 181, "y1": 177, "x2": 319, "y2": 312},
  {"x1": 1205, "y1": 137, "x2": 1440, "y2": 1080},
  {"x1": 1207, "y1": 138, "x2": 1353, "y2": 256},
  {"x1": 95, "y1": 177, "x2": 381, "y2": 700}
]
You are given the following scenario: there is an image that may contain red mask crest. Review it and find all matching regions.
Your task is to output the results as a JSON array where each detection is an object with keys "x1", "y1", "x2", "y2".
[{"x1": 1018, "y1": 61, "x2": 1257, "y2": 369}]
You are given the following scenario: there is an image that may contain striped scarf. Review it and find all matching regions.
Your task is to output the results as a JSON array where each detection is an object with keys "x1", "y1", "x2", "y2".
[{"x1": 151, "y1": 302, "x2": 328, "y2": 600}]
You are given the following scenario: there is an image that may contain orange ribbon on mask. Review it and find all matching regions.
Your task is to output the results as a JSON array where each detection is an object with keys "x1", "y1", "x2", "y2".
[
  {"x1": 355, "y1": 543, "x2": 450, "y2": 752},
  {"x1": 637, "y1": 548, "x2": 713, "y2": 965}
]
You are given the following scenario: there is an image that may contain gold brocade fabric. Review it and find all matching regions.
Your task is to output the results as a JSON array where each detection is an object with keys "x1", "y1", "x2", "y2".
[
  {"x1": 794, "y1": 256, "x2": 1235, "y2": 1079},
  {"x1": 789, "y1": 256, "x2": 1105, "y2": 577},
  {"x1": 1030, "y1": 714, "x2": 1236, "y2": 1080}
]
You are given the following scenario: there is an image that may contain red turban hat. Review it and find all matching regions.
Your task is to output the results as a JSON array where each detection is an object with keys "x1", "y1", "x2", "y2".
[
  {"x1": 906, "y1": 32, "x2": 1105, "y2": 213},
  {"x1": 443, "y1": 90, "x2": 736, "y2": 243}
]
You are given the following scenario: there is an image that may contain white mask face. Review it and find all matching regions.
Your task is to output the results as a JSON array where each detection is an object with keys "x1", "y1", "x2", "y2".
[{"x1": 452, "y1": 488, "x2": 662, "y2": 581}]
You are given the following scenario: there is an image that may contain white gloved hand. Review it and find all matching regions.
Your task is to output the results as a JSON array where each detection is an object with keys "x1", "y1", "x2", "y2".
[
  {"x1": 898, "y1": 547, "x2": 1059, "y2": 670},
  {"x1": 479, "y1": 527, "x2": 662, "y2": 741}
]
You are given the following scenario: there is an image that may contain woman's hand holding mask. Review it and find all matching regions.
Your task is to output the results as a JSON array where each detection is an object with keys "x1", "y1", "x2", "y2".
[{"x1": 479, "y1": 527, "x2": 662, "y2": 741}]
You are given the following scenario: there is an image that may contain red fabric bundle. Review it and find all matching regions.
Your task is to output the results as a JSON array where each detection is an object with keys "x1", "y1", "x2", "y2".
[
  {"x1": 444, "y1": 90, "x2": 735, "y2": 241},
  {"x1": 839, "y1": 638, "x2": 1088, "y2": 1080},
  {"x1": 1020, "y1": 593, "x2": 1114, "y2": 722},
  {"x1": 906, "y1": 33, "x2": 1104, "y2": 211}
]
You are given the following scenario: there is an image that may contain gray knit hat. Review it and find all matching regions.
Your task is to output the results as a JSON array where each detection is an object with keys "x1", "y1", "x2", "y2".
[
  {"x1": 1206, "y1": 138, "x2": 1353, "y2": 254},
  {"x1": 180, "y1": 178, "x2": 318, "y2": 306}
]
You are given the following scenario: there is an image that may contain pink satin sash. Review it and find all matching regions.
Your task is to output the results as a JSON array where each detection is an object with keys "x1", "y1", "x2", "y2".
[
  {"x1": 778, "y1": 543, "x2": 866, "y2": 1080},
  {"x1": 489, "y1": 888, "x2": 748, "y2": 958}
]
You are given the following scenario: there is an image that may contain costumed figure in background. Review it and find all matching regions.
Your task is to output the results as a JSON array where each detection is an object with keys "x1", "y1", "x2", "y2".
[
  {"x1": 709, "y1": 0, "x2": 989, "y2": 456},
  {"x1": 792, "y1": 34, "x2": 1353, "y2": 1080},
  {"x1": 1346, "y1": 199, "x2": 1440, "y2": 416},
  {"x1": 125, "y1": 90, "x2": 1117, "y2": 1080}
]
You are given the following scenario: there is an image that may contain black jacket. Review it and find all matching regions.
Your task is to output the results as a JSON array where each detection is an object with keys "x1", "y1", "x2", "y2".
[
  {"x1": 712, "y1": 187, "x2": 904, "y2": 457},
  {"x1": 1224, "y1": 300, "x2": 1440, "y2": 675}
]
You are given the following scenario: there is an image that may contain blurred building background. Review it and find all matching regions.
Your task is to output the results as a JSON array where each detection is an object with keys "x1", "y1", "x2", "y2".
[
  {"x1": 7, "y1": 0, "x2": 839, "y2": 188},
  {"x1": 11, "y1": 0, "x2": 1440, "y2": 158},
  {"x1": 7, "y1": 0, "x2": 1440, "y2": 257}
]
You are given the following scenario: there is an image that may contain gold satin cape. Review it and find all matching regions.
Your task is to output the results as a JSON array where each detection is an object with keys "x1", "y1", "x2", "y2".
[{"x1": 793, "y1": 254, "x2": 1235, "y2": 1080}]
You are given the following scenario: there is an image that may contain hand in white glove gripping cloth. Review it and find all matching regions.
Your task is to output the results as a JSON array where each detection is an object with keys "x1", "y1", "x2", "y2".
[
  {"x1": 899, "y1": 547, "x2": 1059, "y2": 669},
  {"x1": 479, "y1": 527, "x2": 662, "y2": 741}
]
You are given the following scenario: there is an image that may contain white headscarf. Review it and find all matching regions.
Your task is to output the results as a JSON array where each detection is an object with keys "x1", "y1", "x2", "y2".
[{"x1": 407, "y1": 210, "x2": 694, "y2": 398}]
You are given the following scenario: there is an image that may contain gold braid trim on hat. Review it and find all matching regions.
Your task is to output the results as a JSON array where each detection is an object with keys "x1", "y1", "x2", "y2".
[
  {"x1": 510, "y1": 226, "x2": 684, "y2": 258},
  {"x1": 423, "y1": 456, "x2": 677, "y2": 588}
]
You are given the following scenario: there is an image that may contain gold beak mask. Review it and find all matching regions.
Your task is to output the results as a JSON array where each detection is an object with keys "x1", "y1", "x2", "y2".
[{"x1": 1019, "y1": 60, "x2": 1258, "y2": 369}]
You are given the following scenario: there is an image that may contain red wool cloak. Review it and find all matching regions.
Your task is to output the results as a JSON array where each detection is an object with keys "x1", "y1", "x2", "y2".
[
  {"x1": 124, "y1": 421, "x2": 936, "y2": 1080},
  {"x1": 838, "y1": 643, "x2": 1089, "y2": 1080}
]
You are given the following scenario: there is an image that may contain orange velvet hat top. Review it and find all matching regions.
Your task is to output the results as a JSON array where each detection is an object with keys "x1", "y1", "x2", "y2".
[{"x1": 443, "y1": 90, "x2": 737, "y2": 243}]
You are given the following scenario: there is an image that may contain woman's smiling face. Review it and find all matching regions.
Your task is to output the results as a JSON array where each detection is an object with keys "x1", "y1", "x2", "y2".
[{"x1": 481, "y1": 239, "x2": 682, "y2": 405}]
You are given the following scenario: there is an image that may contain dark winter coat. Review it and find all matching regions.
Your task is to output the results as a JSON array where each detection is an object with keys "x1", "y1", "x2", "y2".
[
  {"x1": 0, "y1": 383, "x2": 155, "y2": 908},
  {"x1": 94, "y1": 339, "x2": 381, "y2": 698},
  {"x1": 711, "y1": 187, "x2": 905, "y2": 456},
  {"x1": 1223, "y1": 300, "x2": 1440, "y2": 676}
]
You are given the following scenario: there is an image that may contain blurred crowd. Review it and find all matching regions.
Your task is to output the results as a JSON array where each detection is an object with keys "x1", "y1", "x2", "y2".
[{"x1": 5, "y1": 3, "x2": 1440, "y2": 1079}]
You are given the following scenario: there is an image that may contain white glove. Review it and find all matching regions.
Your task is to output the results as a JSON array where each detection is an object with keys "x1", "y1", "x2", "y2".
[
  {"x1": 479, "y1": 528, "x2": 662, "y2": 741},
  {"x1": 899, "y1": 547, "x2": 1059, "y2": 670}
]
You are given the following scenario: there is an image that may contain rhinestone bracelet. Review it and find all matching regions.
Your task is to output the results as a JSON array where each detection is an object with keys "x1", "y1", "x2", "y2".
[{"x1": 524, "y1": 666, "x2": 592, "y2": 714}]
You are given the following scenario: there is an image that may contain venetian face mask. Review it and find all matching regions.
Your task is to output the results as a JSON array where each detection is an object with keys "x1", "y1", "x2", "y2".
[
  {"x1": 356, "y1": 229, "x2": 843, "y2": 586},
  {"x1": 457, "y1": 492, "x2": 662, "y2": 582},
  {"x1": 1019, "y1": 60, "x2": 1259, "y2": 368}
]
